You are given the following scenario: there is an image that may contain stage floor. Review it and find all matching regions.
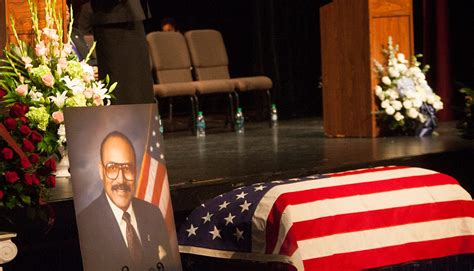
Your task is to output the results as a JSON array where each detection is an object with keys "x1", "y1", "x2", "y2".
[{"x1": 51, "y1": 118, "x2": 474, "y2": 212}]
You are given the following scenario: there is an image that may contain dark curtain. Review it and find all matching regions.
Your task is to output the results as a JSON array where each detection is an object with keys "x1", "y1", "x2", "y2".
[
  {"x1": 421, "y1": 0, "x2": 474, "y2": 121},
  {"x1": 252, "y1": 0, "x2": 322, "y2": 118}
]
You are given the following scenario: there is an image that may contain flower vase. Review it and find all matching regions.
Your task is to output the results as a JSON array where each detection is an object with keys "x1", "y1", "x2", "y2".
[{"x1": 55, "y1": 148, "x2": 70, "y2": 178}]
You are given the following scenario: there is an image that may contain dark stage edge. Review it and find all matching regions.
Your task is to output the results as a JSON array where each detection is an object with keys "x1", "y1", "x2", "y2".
[{"x1": 20, "y1": 118, "x2": 472, "y2": 271}]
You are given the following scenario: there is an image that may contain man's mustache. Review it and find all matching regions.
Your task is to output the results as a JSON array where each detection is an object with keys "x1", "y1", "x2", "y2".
[{"x1": 111, "y1": 183, "x2": 131, "y2": 192}]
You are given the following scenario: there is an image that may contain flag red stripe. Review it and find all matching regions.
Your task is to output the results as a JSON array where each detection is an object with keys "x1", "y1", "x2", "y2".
[
  {"x1": 280, "y1": 200, "x2": 474, "y2": 256},
  {"x1": 136, "y1": 153, "x2": 151, "y2": 199},
  {"x1": 302, "y1": 236, "x2": 474, "y2": 271},
  {"x1": 326, "y1": 166, "x2": 409, "y2": 177},
  {"x1": 151, "y1": 163, "x2": 166, "y2": 206},
  {"x1": 265, "y1": 173, "x2": 458, "y2": 253}
]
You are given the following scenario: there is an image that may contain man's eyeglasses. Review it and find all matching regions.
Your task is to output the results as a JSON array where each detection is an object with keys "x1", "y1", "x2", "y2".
[{"x1": 102, "y1": 162, "x2": 135, "y2": 181}]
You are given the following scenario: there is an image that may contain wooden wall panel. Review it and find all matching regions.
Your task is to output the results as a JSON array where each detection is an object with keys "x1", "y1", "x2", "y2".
[{"x1": 320, "y1": 0, "x2": 413, "y2": 137}]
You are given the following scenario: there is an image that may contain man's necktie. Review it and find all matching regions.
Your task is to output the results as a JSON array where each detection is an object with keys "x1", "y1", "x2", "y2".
[{"x1": 122, "y1": 212, "x2": 143, "y2": 265}]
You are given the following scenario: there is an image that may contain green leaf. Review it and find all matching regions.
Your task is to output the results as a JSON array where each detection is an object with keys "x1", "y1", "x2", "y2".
[{"x1": 20, "y1": 195, "x2": 31, "y2": 205}]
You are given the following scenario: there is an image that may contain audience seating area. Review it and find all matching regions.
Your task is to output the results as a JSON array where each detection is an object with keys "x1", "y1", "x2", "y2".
[{"x1": 146, "y1": 29, "x2": 273, "y2": 133}]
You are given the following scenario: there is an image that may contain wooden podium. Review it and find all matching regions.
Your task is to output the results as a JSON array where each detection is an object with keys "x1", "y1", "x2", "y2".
[
  {"x1": 320, "y1": 0, "x2": 414, "y2": 137},
  {"x1": 0, "y1": 0, "x2": 67, "y2": 55}
]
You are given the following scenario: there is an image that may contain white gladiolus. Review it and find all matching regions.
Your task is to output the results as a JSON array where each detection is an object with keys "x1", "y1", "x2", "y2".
[
  {"x1": 391, "y1": 100, "x2": 403, "y2": 111},
  {"x1": 385, "y1": 106, "x2": 395, "y2": 115},
  {"x1": 406, "y1": 108, "x2": 419, "y2": 119},
  {"x1": 381, "y1": 100, "x2": 390, "y2": 109},
  {"x1": 403, "y1": 100, "x2": 413, "y2": 109},
  {"x1": 394, "y1": 112, "x2": 404, "y2": 121},
  {"x1": 382, "y1": 76, "x2": 391, "y2": 86}
]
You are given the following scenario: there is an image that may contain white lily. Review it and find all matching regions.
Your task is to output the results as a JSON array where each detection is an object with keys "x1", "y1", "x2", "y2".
[{"x1": 49, "y1": 90, "x2": 68, "y2": 109}]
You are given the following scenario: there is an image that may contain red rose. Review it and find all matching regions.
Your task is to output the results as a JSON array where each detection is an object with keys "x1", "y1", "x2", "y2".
[
  {"x1": 1, "y1": 148, "x2": 14, "y2": 160},
  {"x1": 46, "y1": 176, "x2": 56, "y2": 188},
  {"x1": 45, "y1": 158, "x2": 57, "y2": 172},
  {"x1": 31, "y1": 131, "x2": 43, "y2": 143},
  {"x1": 22, "y1": 139, "x2": 35, "y2": 152},
  {"x1": 0, "y1": 190, "x2": 4, "y2": 200},
  {"x1": 9, "y1": 102, "x2": 28, "y2": 118},
  {"x1": 19, "y1": 117, "x2": 28, "y2": 124},
  {"x1": 24, "y1": 173, "x2": 34, "y2": 185},
  {"x1": 24, "y1": 173, "x2": 40, "y2": 186},
  {"x1": 21, "y1": 157, "x2": 31, "y2": 169},
  {"x1": 0, "y1": 89, "x2": 6, "y2": 98},
  {"x1": 20, "y1": 125, "x2": 32, "y2": 136},
  {"x1": 5, "y1": 171, "x2": 19, "y2": 184},
  {"x1": 4, "y1": 118, "x2": 17, "y2": 130},
  {"x1": 29, "y1": 153, "x2": 40, "y2": 164}
]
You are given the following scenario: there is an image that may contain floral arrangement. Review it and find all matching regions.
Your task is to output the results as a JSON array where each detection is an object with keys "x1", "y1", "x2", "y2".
[
  {"x1": 0, "y1": 0, "x2": 115, "y2": 209},
  {"x1": 459, "y1": 87, "x2": 474, "y2": 139},
  {"x1": 374, "y1": 37, "x2": 443, "y2": 136}
]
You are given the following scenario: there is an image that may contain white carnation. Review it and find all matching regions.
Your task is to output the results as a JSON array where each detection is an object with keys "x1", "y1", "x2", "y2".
[
  {"x1": 375, "y1": 85, "x2": 383, "y2": 96},
  {"x1": 396, "y1": 63, "x2": 407, "y2": 73},
  {"x1": 406, "y1": 108, "x2": 419, "y2": 119},
  {"x1": 382, "y1": 76, "x2": 391, "y2": 86}
]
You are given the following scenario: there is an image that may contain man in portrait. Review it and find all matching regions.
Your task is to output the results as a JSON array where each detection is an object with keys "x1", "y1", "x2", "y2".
[{"x1": 77, "y1": 131, "x2": 170, "y2": 271}]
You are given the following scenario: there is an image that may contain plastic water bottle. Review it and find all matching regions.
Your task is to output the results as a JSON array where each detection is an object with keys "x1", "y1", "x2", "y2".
[
  {"x1": 235, "y1": 107, "x2": 245, "y2": 133},
  {"x1": 196, "y1": 111, "x2": 206, "y2": 137},
  {"x1": 158, "y1": 114, "x2": 164, "y2": 134},
  {"x1": 270, "y1": 103, "x2": 278, "y2": 128}
]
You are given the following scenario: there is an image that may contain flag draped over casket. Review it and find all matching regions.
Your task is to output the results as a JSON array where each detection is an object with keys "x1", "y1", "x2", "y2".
[{"x1": 178, "y1": 166, "x2": 474, "y2": 270}]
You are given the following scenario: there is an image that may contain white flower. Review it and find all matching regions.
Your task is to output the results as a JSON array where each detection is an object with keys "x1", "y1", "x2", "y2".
[
  {"x1": 62, "y1": 76, "x2": 85, "y2": 95},
  {"x1": 57, "y1": 124, "x2": 66, "y2": 144},
  {"x1": 381, "y1": 100, "x2": 390, "y2": 109},
  {"x1": 412, "y1": 98, "x2": 423, "y2": 108},
  {"x1": 403, "y1": 100, "x2": 413, "y2": 109},
  {"x1": 21, "y1": 56, "x2": 33, "y2": 69},
  {"x1": 418, "y1": 114, "x2": 427, "y2": 123},
  {"x1": 382, "y1": 76, "x2": 391, "y2": 86},
  {"x1": 396, "y1": 63, "x2": 407, "y2": 73},
  {"x1": 385, "y1": 106, "x2": 395, "y2": 115},
  {"x1": 388, "y1": 89, "x2": 399, "y2": 99},
  {"x1": 375, "y1": 85, "x2": 383, "y2": 96},
  {"x1": 433, "y1": 100, "x2": 444, "y2": 110},
  {"x1": 391, "y1": 100, "x2": 403, "y2": 111},
  {"x1": 92, "y1": 82, "x2": 111, "y2": 102},
  {"x1": 397, "y1": 53, "x2": 408, "y2": 63},
  {"x1": 388, "y1": 68, "x2": 400, "y2": 78},
  {"x1": 63, "y1": 43, "x2": 73, "y2": 55},
  {"x1": 80, "y1": 62, "x2": 95, "y2": 83},
  {"x1": 29, "y1": 90, "x2": 43, "y2": 102},
  {"x1": 406, "y1": 108, "x2": 419, "y2": 119},
  {"x1": 42, "y1": 27, "x2": 59, "y2": 41},
  {"x1": 394, "y1": 112, "x2": 404, "y2": 121},
  {"x1": 49, "y1": 90, "x2": 68, "y2": 109},
  {"x1": 409, "y1": 67, "x2": 422, "y2": 75}
]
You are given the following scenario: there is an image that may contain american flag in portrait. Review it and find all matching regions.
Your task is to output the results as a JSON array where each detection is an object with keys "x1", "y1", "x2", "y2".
[
  {"x1": 135, "y1": 107, "x2": 178, "y2": 252},
  {"x1": 178, "y1": 166, "x2": 474, "y2": 270}
]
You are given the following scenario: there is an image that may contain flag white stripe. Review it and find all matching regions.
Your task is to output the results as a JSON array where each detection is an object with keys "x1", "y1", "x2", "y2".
[
  {"x1": 252, "y1": 167, "x2": 439, "y2": 252},
  {"x1": 297, "y1": 217, "x2": 474, "y2": 260},
  {"x1": 159, "y1": 172, "x2": 170, "y2": 218},
  {"x1": 144, "y1": 158, "x2": 158, "y2": 202},
  {"x1": 272, "y1": 184, "x2": 470, "y2": 253}
]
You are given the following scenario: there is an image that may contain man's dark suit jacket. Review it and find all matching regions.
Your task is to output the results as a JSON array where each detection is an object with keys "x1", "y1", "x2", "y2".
[
  {"x1": 77, "y1": 192, "x2": 170, "y2": 271},
  {"x1": 85, "y1": 0, "x2": 155, "y2": 105}
]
